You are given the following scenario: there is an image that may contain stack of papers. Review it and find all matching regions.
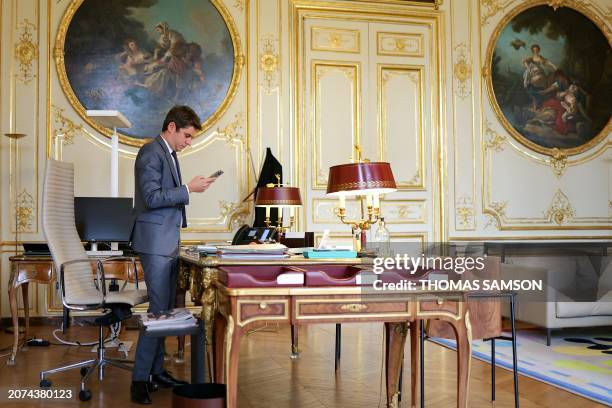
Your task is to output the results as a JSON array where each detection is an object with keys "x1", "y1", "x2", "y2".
[
  {"x1": 141, "y1": 308, "x2": 197, "y2": 331},
  {"x1": 195, "y1": 245, "x2": 218, "y2": 254},
  {"x1": 216, "y1": 243, "x2": 290, "y2": 259}
]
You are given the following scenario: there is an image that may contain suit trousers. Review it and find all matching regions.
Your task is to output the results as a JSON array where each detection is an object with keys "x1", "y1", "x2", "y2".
[{"x1": 132, "y1": 252, "x2": 179, "y2": 381}]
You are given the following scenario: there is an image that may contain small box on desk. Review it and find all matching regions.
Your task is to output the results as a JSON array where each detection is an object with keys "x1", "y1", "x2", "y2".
[{"x1": 279, "y1": 231, "x2": 314, "y2": 248}]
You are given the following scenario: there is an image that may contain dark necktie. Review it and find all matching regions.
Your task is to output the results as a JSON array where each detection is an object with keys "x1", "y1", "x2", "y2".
[
  {"x1": 170, "y1": 151, "x2": 182, "y2": 184},
  {"x1": 171, "y1": 151, "x2": 187, "y2": 227}
]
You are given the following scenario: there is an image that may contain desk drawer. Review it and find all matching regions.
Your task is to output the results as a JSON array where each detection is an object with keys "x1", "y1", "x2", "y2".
[
  {"x1": 417, "y1": 297, "x2": 462, "y2": 319},
  {"x1": 14, "y1": 262, "x2": 54, "y2": 284},
  {"x1": 295, "y1": 298, "x2": 410, "y2": 320},
  {"x1": 237, "y1": 299, "x2": 289, "y2": 327}
]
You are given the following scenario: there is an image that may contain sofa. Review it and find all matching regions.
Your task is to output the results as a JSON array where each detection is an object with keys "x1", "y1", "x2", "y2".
[{"x1": 501, "y1": 253, "x2": 612, "y2": 345}]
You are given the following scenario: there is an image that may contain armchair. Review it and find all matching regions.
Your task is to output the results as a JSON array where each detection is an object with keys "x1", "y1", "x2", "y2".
[{"x1": 40, "y1": 159, "x2": 148, "y2": 401}]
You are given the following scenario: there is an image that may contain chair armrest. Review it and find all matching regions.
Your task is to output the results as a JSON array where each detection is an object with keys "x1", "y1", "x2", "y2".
[
  {"x1": 98, "y1": 256, "x2": 140, "y2": 290},
  {"x1": 59, "y1": 258, "x2": 105, "y2": 311}
]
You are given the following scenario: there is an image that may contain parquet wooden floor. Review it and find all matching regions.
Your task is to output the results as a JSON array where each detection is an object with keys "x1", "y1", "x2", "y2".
[{"x1": 0, "y1": 322, "x2": 604, "y2": 407}]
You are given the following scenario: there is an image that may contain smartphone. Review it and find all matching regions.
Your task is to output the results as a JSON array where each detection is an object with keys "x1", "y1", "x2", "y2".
[{"x1": 209, "y1": 170, "x2": 224, "y2": 178}]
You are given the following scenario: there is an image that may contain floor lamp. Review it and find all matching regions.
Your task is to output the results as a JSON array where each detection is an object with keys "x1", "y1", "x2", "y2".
[
  {"x1": 4, "y1": 132, "x2": 27, "y2": 336},
  {"x1": 4, "y1": 133, "x2": 27, "y2": 254}
]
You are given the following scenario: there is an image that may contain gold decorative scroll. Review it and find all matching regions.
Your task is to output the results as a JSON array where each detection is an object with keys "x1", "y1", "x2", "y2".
[{"x1": 15, "y1": 18, "x2": 38, "y2": 84}]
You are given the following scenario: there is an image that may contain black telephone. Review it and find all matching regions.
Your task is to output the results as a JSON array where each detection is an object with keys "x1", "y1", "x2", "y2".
[{"x1": 232, "y1": 225, "x2": 277, "y2": 245}]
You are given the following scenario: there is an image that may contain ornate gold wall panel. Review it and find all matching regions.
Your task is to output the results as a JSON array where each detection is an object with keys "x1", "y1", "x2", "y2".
[
  {"x1": 377, "y1": 32, "x2": 423, "y2": 57},
  {"x1": 311, "y1": 27, "x2": 360, "y2": 53},
  {"x1": 378, "y1": 64, "x2": 425, "y2": 190},
  {"x1": 6, "y1": 0, "x2": 40, "y2": 238},
  {"x1": 256, "y1": 0, "x2": 283, "y2": 175},
  {"x1": 312, "y1": 198, "x2": 426, "y2": 224},
  {"x1": 474, "y1": 0, "x2": 611, "y2": 234},
  {"x1": 46, "y1": 0, "x2": 251, "y2": 237},
  {"x1": 448, "y1": 0, "x2": 476, "y2": 233},
  {"x1": 292, "y1": 0, "x2": 443, "y2": 242},
  {"x1": 312, "y1": 61, "x2": 360, "y2": 189}
]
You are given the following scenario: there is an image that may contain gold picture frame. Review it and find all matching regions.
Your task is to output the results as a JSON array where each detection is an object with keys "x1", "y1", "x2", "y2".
[
  {"x1": 484, "y1": 1, "x2": 611, "y2": 157},
  {"x1": 54, "y1": 0, "x2": 244, "y2": 147}
]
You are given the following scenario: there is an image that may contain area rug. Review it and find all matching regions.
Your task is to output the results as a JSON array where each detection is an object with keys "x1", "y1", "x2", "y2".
[{"x1": 430, "y1": 328, "x2": 612, "y2": 406}]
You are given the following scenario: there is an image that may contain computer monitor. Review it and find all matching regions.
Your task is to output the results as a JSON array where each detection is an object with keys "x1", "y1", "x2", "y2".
[{"x1": 74, "y1": 197, "x2": 134, "y2": 251}]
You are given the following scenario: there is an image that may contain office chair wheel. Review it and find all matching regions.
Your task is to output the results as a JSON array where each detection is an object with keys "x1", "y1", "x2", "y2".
[
  {"x1": 39, "y1": 379, "x2": 51, "y2": 388},
  {"x1": 79, "y1": 389, "x2": 92, "y2": 401},
  {"x1": 80, "y1": 366, "x2": 89, "y2": 377}
]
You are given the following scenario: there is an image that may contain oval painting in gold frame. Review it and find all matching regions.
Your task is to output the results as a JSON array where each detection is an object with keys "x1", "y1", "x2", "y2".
[
  {"x1": 55, "y1": 0, "x2": 243, "y2": 147},
  {"x1": 484, "y1": 2, "x2": 611, "y2": 156}
]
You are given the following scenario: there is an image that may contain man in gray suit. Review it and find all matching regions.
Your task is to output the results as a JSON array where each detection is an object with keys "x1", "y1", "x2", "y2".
[{"x1": 130, "y1": 106, "x2": 215, "y2": 404}]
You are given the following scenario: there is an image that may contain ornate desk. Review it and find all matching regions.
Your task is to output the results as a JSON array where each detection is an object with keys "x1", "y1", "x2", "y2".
[
  {"x1": 180, "y1": 251, "x2": 472, "y2": 408},
  {"x1": 7, "y1": 256, "x2": 143, "y2": 365}
]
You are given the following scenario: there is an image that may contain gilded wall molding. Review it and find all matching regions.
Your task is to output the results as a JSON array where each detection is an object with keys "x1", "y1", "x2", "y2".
[
  {"x1": 452, "y1": 43, "x2": 472, "y2": 99},
  {"x1": 184, "y1": 200, "x2": 250, "y2": 233},
  {"x1": 379, "y1": 65, "x2": 425, "y2": 190},
  {"x1": 455, "y1": 196, "x2": 476, "y2": 230},
  {"x1": 483, "y1": 120, "x2": 506, "y2": 152},
  {"x1": 377, "y1": 32, "x2": 424, "y2": 57},
  {"x1": 311, "y1": 27, "x2": 360, "y2": 53},
  {"x1": 14, "y1": 189, "x2": 35, "y2": 233},
  {"x1": 234, "y1": 0, "x2": 245, "y2": 12},
  {"x1": 548, "y1": 148, "x2": 568, "y2": 178},
  {"x1": 312, "y1": 61, "x2": 360, "y2": 189},
  {"x1": 260, "y1": 34, "x2": 279, "y2": 93},
  {"x1": 15, "y1": 18, "x2": 38, "y2": 84},
  {"x1": 480, "y1": 0, "x2": 510, "y2": 27},
  {"x1": 220, "y1": 200, "x2": 250, "y2": 229},
  {"x1": 483, "y1": 201, "x2": 507, "y2": 230},
  {"x1": 217, "y1": 112, "x2": 245, "y2": 144},
  {"x1": 545, "y1": 189, "x2": 574, "y2": 225},
  {"x1": 52, "y1": 105, "x2": 82, "y2": 145}
]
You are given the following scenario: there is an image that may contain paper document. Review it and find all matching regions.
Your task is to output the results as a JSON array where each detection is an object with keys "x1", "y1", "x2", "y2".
[
  {"x1": 217, "y1": 243, "x2": 288, "y2": 254},
  {"x1": 277, "y1": 272, "x2": 304, "y2": 285}
]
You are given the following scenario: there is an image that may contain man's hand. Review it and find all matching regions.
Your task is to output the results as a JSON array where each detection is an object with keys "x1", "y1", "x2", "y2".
[{"x1": 187, "y1": 176, "x2": 216, "y2": 193}]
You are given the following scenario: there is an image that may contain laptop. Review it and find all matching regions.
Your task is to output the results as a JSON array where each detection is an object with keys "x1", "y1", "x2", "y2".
[{"x1": 22, "y1": 243, "x2": 51, "y2": 256}]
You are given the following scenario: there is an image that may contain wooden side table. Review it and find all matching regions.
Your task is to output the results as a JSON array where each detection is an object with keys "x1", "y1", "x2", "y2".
[
  {"x1": 6, "y1": 256, "x2": 143, "y2": 365},
  {"x1": 7, "y1": 257, "x2": 55, "y2": 365}
]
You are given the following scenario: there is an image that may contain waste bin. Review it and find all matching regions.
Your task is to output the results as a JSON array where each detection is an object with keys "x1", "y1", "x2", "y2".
[{"x1": 172, "y1": 384, "x2": 226, "y2": 408}]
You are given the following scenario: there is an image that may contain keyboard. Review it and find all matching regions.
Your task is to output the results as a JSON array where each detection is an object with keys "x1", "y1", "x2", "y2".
[{"x1": 86, "y1": 250, "x2": 123, "y2": 257}]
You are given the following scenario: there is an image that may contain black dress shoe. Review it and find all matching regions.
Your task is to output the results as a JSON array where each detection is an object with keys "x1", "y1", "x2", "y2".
[
  {"x1": 130, "y1": 381, "x2": 152, "y2": 405},
  {"x1": 150, "y1": 370, "x2": 188, "y2": 388},
  {"x1": 147, "y1": 382, "x2": 159, "y2": 393}
]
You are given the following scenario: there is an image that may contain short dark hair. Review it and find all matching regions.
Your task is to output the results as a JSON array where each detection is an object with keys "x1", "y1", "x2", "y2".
[
  {"x1": 162, "y1": 105, "x2": 202, "y2": 132},
  {"x1": 531, "y1": 44, "x2": 540, "y2": 51}
]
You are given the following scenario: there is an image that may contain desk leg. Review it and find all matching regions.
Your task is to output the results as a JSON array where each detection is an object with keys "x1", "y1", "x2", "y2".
[
  {"x1": 213, "y1": 312, "x2": 227, "y2": 384},
  {"x1": 226, "y1": 319, "x2": 242, "y2": 408},
  {"x1": 290, "y1": 324, "x2": 299, "y2": 359},
  {"x1": 7, "y1": 281, "x2": 19, "y2": 365},
  {"x1": 410, "y1": 320, "x2": 419, "y2": 408},
  {"x1": 385, "y1": 322, "x2": 408, "y2": 407},
  {"x1": 448, "y1": 313, "x2": 472, "y2": 408},
  {"x1": 21, "y1": 283, "x2": 29, "y2": 351}
]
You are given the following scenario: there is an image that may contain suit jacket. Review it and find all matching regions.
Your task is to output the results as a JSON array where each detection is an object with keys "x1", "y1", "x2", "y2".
[{"x1": 132, "y1": 136, "x2": 189, "y2": 256}]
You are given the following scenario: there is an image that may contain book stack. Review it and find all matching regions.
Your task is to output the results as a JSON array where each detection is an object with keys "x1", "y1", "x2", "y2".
[
  {"x1": 141, "y1": 308, "x2": 197, "y2": 331},
  {"x1": 216, "y1": 243, "x2": 290, "y2": 260}
]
